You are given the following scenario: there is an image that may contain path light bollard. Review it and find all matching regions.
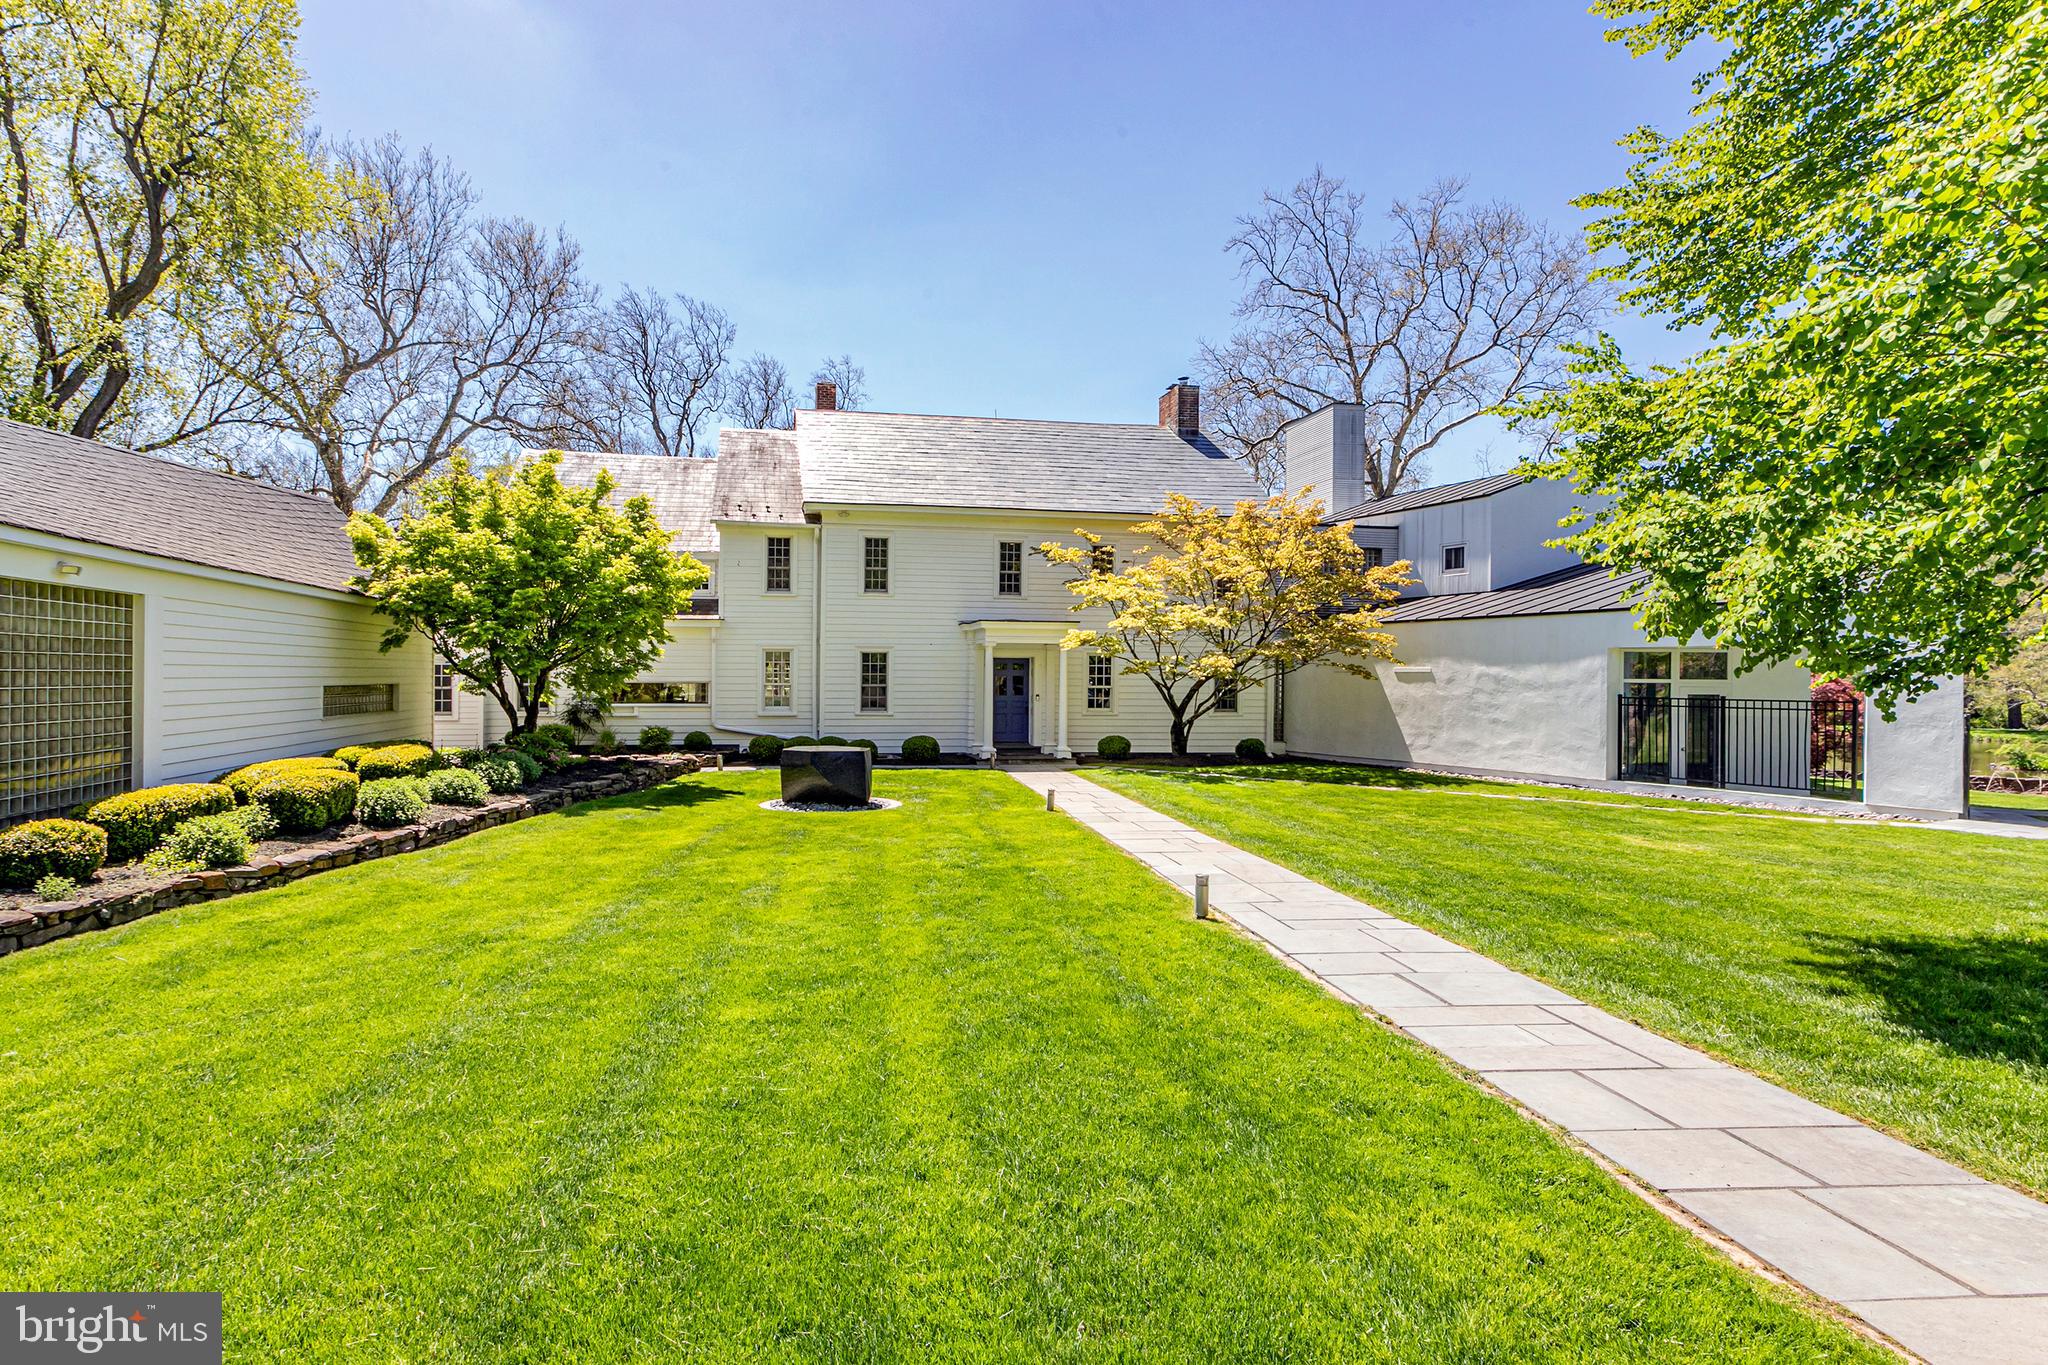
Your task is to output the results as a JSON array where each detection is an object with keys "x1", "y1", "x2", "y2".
[
  {"x1": 1046, "y1": 787, "x2": 1057, "y2": 812},
  {"x1": 714, "y1": 752, "x2": 724, "y2": 771},
  {"x1": 1194, "y1": 873, "x2": 1211, "y2": 921}
]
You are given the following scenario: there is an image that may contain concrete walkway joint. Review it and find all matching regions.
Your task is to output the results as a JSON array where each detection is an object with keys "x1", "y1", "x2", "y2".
[{"x1": 1010, "y1": 770, "x2": 2048, "y2": 1365}]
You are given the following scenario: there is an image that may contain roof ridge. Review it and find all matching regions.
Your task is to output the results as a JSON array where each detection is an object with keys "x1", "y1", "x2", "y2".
[{"x1": 792, "y1": 409, "x2": 1183, "y2": 431}]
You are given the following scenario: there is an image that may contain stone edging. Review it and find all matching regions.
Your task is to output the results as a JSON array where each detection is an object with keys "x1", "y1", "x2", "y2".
[{"x1": 0, "y1": 755, "x2": 698, "y2": 958}]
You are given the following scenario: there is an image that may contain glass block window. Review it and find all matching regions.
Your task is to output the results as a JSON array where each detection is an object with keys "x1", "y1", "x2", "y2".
[
  {"x1": 765, "y1": 536, "x2": 792, "y2": 593},
  {"x1": 433, "y1": 663, "x2": 455, "y2": 715},
  {"x1": 1273, "y1": 668, "x2": 1286, "y2": 743},
  {"x1": 863, "y1": 537, "x2": 890, "y2": 593},
  {"x1": 998, "y1": 541, "x2": 1023, "y2": 596},
  {"x1": 1090, "y1": 544, "x2": 1115, "y2": 575},
  {"x1": 614, "y1": 681, "x2": 709, "y2": 704},
  {"x1": 762, "y1": 650, "x2": 792, "y2": 709},
  {"x1": 1, "y1": 577, "x2": 133, "y2": 823},
  {"x1": 1086, "y1": 654, "x2": 1113, "y2": 710},
  {"x1": 323, "y1": 683, "x2": 396, "y2": 717},
  {"x1": 859, "y1": 651, "x2": 889, "y2": 712}
]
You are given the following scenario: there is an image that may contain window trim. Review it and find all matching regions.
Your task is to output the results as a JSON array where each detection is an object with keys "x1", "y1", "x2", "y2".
[
  {"x1": 858, "y1": 649, "x2": 891, "y2": 714},
  {"x1": 863, "y1": 535, "x2": 891, "y2": 594},
  {"x1": 1215, "y1": 680, "x2": 1239, "y2": 713},
  {"x1": 760, "y1": 647, "x2": 795, "y2": 713},
  {"x1": 997, "y1": 540, "x2": 1024, "y2": 597},
  {"x1": 765, "y1": 535, "x2": 793, "y2": 594},
  {"x1": 1085, "y1": 653, "x2": 1115, "y2": 712},
  {"x1": 1442, "y1": 543, "x2": 1467, "y2": 574},
  {"x1": 432, "y1": 662, "x2": 455, "y2": 717}
]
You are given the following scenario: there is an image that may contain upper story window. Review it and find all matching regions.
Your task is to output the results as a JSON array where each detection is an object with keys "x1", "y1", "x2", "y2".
[
  {"x1": 864, "y1": 536, "x2": 890, "y2": 593},
  {"x1": 762, "y1": 649, "x2": 793, "y2": 710},
  {"x1": 1215, "y1": 681, "x2": 1239, "y2": 713},
  {"x1": 432, "y1": 663, "x2": 455, "y2": 716},
  {"x1": 1361, "y1": 546, "x2": 1384, "y2": 569},
  {"x1": 1087, "y1": 654, "x2": 1113, "y2": 710},
  {"x1": 998, "y1": 541, "x2": 1023, "y2": 596},
  {"x1": 765, "y1": 536, "x2": 792, "y2": 593},
  {"x1": 1090, "y1": 543, "x2": 1115, "y2": 575},
  {"x1": 1442, "y1": 544, "x2": 1466, "y2": 573}
]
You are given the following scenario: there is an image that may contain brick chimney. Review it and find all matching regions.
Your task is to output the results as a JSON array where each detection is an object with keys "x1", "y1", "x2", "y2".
[
  {"x1": 814, "y1": 380, "x2": 838, "y2": 412},
  {"x1": 1158, "y1": 377, "x2": 1198, "y2": 434}
]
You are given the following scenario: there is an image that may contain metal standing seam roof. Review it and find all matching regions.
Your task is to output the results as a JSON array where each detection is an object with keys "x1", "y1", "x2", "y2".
[
  {"x1": 1384, "y1": 561, "x2": 1648, "y2": 622},
  {"x1": 794, "y1": 408, "x2": 1264, "y2": 514},
  {"x1": 1332, "y1": 471, "x2": 1530, "y2": 521},
  {"x1": 0, "y1": 417, "x2": 364, "y2": 593}
]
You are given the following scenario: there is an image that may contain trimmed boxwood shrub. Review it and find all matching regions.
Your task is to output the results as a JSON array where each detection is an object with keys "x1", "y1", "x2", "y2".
[
  {"x1": 683, "y1": 730, "x2": 712, "y2": 750},
  {"x1": 421, "y1": 767, "x2": 490, "y2": 807},
  {"x1": 785, "y1": 735, "x2": 818, "y2": 748},
  {"x1": 221, "y1": 757, "x2": 346, "y2": 803},
  {"x1": 901, "y1": 735, "x2": 940, "y2": 761},
  {"x1": 330, "y1": 740, "x2": 431, "y2": 770},
  {"x1": 0, "y1": 818, "x2": 108, "y2": 887},
  {"x1": 817, "y1": 736, "x2": 849, "y2": 746},
  {"x1": 1235, "y1": 737, "x2": 1267, "y2": 761},
  {"x1": 747, "y1": 734, "x2": 786, "y2": 764},
  {"x1": 354, "y1": 743, "x2": 438, "y2": 781},
  {"x1": 251, "y1": 769, "x2": 359, "y2": 833},
  {"x1": 1096, "y1": 735, "x2": 1132, "y2": 760},
  {"x1": 162, "y1": 812, "x2": 253, "y2": 869},
  {"x1": 469, "y1": 754, "x2": 525, "y2": 793},
  {"x1": 86, "y1": 783, "x2": 237, "y2": 860},
  {"x1": 638, "y1": 725, "x2": 673, "y2": 751},
  {"x1": 357, "y1": 777, "x2": 428, "y2": 828},
  {"x1": 850, "y1": 738, "x2": 879, "y2": 755}
]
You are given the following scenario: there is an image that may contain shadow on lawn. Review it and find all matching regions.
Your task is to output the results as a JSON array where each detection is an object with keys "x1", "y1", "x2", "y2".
[
  {"x1": 1803, "y1": 931, "x2": 2048, "y2": 1066},
  {"x1": 558, "y1": 776, "x2": 745, "y2": 816}
]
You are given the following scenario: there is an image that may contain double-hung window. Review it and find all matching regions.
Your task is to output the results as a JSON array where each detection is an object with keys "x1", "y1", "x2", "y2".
[
  {"x1": 433, "y1": 663, "x2": 455, "y2": 716},
  {"x1": 859, "y1": 652, "x2": 889, "y2": 712},
  {"x1": 1086, "y1": 655, "x2": 1113, "y2": 710},
  {"x1": 762, "y1": 649, "x2": 793, "y2": 709},
  {"x1": 1215, "y1": 681, "x2": 1239, "y2": 712},
  {"x1": 997, "y1": 541, "x2": 1023, "y2": 596},
  {"x1": 765, "y1": 536, "x2": 792, "y2": 593},
  {"x1": 864, "y1": 537, "x2": 890, "y2": 593}
]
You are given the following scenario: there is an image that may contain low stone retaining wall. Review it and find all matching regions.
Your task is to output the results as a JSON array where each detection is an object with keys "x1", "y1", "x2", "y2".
[{"x1": 0, "y1": 754, "x2": 697, "y2": 958}]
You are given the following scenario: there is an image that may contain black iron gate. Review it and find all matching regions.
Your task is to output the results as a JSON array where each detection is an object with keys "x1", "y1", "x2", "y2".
[{"x1": 1617, "y1": 694, "x2": 1862, "y2": 798}]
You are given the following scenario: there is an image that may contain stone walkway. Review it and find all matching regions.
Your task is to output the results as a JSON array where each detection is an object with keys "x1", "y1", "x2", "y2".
[{"x1": 1008, "y1": 770, "x2": 2048, "y2": 1365}]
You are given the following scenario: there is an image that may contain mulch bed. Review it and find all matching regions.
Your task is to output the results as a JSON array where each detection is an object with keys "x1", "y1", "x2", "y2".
[{"x1": 0, "y1": 753, "x2": 699, "y2": 957}]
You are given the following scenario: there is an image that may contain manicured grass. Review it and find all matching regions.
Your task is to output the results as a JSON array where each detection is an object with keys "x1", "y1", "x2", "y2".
[
  {"x1": 1972, "y1": 788, "x2": 2048, "y2": 812},
  {"x1": 1086, "y1": 762, "x2": 2048, "y2": 1194},
  {"x1": 0, "y1": 770, "x2": 1874, "y2": 1361}
]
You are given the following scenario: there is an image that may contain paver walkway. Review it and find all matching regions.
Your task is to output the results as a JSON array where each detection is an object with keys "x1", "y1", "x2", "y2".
[{"x1": 1008, "y1": 770, "x2": 2048, "y2": 1365}]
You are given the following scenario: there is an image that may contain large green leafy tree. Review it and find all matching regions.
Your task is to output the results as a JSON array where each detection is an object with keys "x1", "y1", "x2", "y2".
[
  {"x1": 348, "y1": 453, "x2": 706, "y2": 736},
  {"x1": 0, "y1": 0, "x2": 327, "y2": 440},
  {"x1": 1523, "y1": 0, "x2": 2045, "y2": 706}
]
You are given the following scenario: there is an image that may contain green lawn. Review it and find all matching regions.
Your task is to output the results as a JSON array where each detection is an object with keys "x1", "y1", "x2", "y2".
[
  {"x1": 0, "y1": 770, "x2": 1875, "y2": 1362},
  {"x1": 1085, "y1": 762, "x2": 2048, "y2": 1195},
  {"x1": 1972, "y1": 788, "x2": 2048, "y2": 813}
]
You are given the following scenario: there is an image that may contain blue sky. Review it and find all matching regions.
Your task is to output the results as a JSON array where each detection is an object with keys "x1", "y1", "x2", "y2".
[{"x1": 297, "y1": 0, "x2": 1704, "y2": 482}]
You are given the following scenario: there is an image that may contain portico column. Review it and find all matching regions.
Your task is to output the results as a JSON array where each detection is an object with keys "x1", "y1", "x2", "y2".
[
  {"x1": 978, "y1": 642, "x2": 996, "y2": 758},
  {"x1": 1054, "y1": 647, "x2": 1071, "y2": 758}
]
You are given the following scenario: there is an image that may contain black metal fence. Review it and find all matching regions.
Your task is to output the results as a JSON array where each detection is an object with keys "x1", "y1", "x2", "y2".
[{"x1": 1617, "y1": 694, "x2": 1862, "y2": 798}]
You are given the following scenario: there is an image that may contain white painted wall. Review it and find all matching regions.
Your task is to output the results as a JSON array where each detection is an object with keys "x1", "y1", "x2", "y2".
[
  {"x1": 1865, "y1": 678, "x2": 1968, "y2": 817},
  {"x1": 1286, "y1": 611, "x2": 1814, "y2": 785},
  {"x1": 2, "y1": 531, "x2": 431, "y2": 790}
]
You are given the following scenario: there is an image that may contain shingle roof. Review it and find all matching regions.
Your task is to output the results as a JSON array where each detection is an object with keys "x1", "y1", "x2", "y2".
[
  {"x1": 795, "y1": 409, "x2": 1262, "y2": 514},
  {"x1": 1384, "y1": 561, "x2": 1647, "y2": 623},
  {"x1": 0, "y1": 418, "x2": 363, "y2": 592},
  {"x1": 550, "y1": 450, "x2": 722, "y2": 551},
  {"x1": 711, "y1": 429, "x2": 804, "y2": 526},
  {"x1": 1334, "y1": 471, "x2": 1529, "y2": 521}
]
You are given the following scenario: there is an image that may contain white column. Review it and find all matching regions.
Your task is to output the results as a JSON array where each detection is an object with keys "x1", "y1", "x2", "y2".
[
  {"x1": 1055, "y1": 647, "x2": 1071, "y2": 758},
  {"x1": 978, "y1": 642, "x2": 996, "y2": 758}
]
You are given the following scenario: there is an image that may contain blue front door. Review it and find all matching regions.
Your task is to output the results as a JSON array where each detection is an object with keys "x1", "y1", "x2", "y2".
[{"x1": 994, "y1": 657, "x2": 1031, "y2": 744}]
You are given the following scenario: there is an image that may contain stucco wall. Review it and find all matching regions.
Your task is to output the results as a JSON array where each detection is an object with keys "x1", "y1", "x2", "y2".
[
  {"x1": 2, "y1": 532, "x2": 431, "y2": 789},
  {"x1": 1285, "y1": 611, "x2": 1813, "y2": 783},
  {"x1": 1864, "y1": 678, "x2": 1968, "y2": 816}
]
